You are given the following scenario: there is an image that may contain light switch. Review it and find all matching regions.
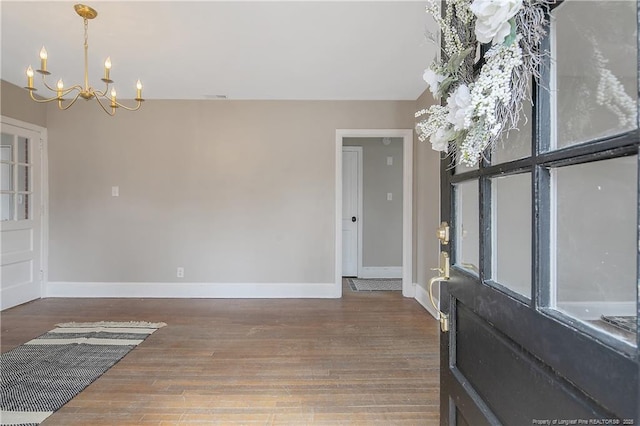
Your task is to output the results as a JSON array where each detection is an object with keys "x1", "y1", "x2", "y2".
[
  {"x1": 111, "y1": 186, "x2": 119, "y2": 197},
  {"x1": 387, "y1": 192, "x2": 393, "y2": 201},
  {"x1": 386, "y1": 156, "x2": 393, "y2": 166}
]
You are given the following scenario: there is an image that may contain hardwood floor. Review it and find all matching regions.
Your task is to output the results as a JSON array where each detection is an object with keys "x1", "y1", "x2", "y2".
[{"x1": 1, "y1": 281, "x2": 440, "y2": 425}]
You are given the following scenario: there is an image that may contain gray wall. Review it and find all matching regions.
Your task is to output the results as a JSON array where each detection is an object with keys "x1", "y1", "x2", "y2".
[
  {"x1": 1, "y1": 80, "x2": 47, "y2": 128},
  {"x1": 1, "y1": 77, "x2": 445, "y2": 301},
  {"x1": 343, "y1": 137, "x2": 403, "y2": 268},
  {"x1": 44, "y1": 99, "x2": 416, "y2": 284}
]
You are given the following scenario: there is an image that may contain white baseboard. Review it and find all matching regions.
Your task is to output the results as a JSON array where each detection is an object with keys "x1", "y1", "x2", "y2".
[
  {"x1": 556, "y1": 301, "x2": 636, "y2": 320},
  {"x1": 360, "y1": 266, "x2": 402, "y2": 279},
  {"x1": 414, "y1": 282, "x2": 439, "y2": 320},
  {"x1": 402, "y1": 281, "x2": 415, "y2": 298},
  {"x1": 1, "y1": 283, "x2": 41, "y2": 311},
  {"x1": 45, "y1": 282, "x2": 338, "y2": 299}
]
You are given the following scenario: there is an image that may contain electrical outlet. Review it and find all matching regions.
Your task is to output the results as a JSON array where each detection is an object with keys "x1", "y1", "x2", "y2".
[
  {"x1": 176, "y1": 267, "x2": 184, "y2": 278},
  {"x1": 111, "y1": 186, "x2": 119, "y2": 197},
  {"x1": 387, "y1": 192, "x2": 393, "y2": 201}
]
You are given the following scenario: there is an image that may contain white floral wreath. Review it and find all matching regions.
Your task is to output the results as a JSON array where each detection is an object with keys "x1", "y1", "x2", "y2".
[{"x1": 416, "y1": 0, "x2": 552, "y2": 166}]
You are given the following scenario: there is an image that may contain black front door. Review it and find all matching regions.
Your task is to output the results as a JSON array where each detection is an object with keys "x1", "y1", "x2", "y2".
[{"x1": 436, "y1": 1, "x2": 639, "y2": 423}]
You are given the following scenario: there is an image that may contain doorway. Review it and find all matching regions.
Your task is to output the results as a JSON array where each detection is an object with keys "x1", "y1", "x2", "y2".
[
  {"x1": 341, "y1": 146, "x2": 362, "y2": 278},
  {"x1": 335, "y1": 129, "x2": 413, "y2": 297}
]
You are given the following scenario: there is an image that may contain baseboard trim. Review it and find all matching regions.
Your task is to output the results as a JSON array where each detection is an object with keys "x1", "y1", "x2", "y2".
[
  {"x1": 556, "y1": 301, "x2": 636, "y2": 320},
  {"x1": 414, "y1": 282, "x2": 439, "y2": 320},
  {"x1": 45, "y1": 282, "x2": 338, "y2": 299},
  {"x1": 360, "y1": 266, "x2": 402, "y2": 279},
  {"x1": 1, "y1": 283, "x2": 41, "y2": 311}
]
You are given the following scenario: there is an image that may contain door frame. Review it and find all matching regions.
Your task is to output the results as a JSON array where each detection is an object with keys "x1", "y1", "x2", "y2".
[
  {"x1": 335, "y1": 129, "x2": 413, "y2": 297},
  {"x1": 0, "y1": 115, "x2": 48, "y2": 309},
  {"x1": 341, "y1": 146, "x2": 363, "y2": 278}
]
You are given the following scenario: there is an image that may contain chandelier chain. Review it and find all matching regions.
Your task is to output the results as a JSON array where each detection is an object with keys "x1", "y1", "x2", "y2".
[{"x1": 83, "y1": 18, "x2": 89, "y2": 92}]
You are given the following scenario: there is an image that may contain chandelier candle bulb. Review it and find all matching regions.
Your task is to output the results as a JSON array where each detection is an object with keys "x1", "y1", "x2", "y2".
[
  {"x1": 103, "y1": 57, "x2": 111, "y2": 81},
  {"x1": 136, "y1": 80, "x2": 142, "y2": 99},
  {"x1": 25, "y1": 66, "x2": 34, "y2": 90},
  {"x1": 56, "y1": 79, "x2": 64, "y2": 99},
  {"x1": 39, "y1": 47, "x2": 48, "y2": 73}
]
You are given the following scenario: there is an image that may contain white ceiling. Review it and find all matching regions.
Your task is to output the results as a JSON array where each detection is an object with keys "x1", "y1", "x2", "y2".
[{"x1": 1, "y1": 1, "x2": 437, "y2": 101}]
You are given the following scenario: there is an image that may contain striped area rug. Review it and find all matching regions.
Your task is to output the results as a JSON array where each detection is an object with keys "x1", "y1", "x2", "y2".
[{"x1": 0, "y1": 321, "x2": 165, "y2": 426}]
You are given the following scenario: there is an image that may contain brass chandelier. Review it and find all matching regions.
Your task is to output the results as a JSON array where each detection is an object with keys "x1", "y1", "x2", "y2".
[{"x1": 24, "y1": 4, "x2": 144, "y2": 115}]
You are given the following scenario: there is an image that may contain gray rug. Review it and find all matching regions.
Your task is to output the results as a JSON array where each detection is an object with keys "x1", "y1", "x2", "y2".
[
  {"x1": 348, "y1": 278, "x2": 402, "y2": 291},
  {"x1": 0, "y1": 321, "x2": 166, "y2": 425}
]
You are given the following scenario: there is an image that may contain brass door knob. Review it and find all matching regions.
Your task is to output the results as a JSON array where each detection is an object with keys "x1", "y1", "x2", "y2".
[{"x1": 427, "y1": 251, "x2": 450, "y2": 332}]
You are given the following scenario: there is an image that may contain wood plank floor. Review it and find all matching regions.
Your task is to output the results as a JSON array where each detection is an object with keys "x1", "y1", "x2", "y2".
[{"x1": 1, "y1": 281, "x2": 440, "y2": 425}]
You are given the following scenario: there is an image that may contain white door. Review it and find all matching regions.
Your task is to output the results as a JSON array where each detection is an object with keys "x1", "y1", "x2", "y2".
[
  {"x1": 342, "y1": 147, "x2": 361, "y2": 277},
  {"x1": 1, "y1": 120, "x2": 43, "y2": 310}
]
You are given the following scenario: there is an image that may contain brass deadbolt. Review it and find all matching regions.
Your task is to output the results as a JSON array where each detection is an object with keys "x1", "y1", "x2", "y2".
[{"x1": 436, "y1": 222, "x2": 450, "y2": 245}]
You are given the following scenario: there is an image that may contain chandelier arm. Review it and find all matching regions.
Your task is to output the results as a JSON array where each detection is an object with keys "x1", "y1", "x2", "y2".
[
  {"x1": 94, "y1": 90, "x2": 143, "y2": 112},
  {"x1": 28, "y1": 90, "x2": 62, "y2": 104},
  {"x1": 113, "y1": 100, "x2": 143, "y2": 111},
  {"x1": 60, "y1": 86, "x2": 83, "y2": 98},
  {"x1": 93, "y1": 96, "x2": 116, "y2": 116},
  {"x1": 93, "y1": 86, "x2": 109, "y2": 98},
  {"x1": 57, "y1": 92, "x2": 83, "y2": 110},
  {"x1": 40, "y1": 75, "x2": 58, "y2": 92},
  {"x1": 38, "y1": 77, "x2": 82, "y2": 97},
  {"x1": 67, "y1": 85, "x2": 85, "y2": 93}
]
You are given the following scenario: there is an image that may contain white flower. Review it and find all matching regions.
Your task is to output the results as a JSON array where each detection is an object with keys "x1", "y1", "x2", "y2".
[
  {"x1": 446, "y1": 84, "x2": 472, "y2": 131},
  {"x1": 423, "y1": 68, "x2": 446, "y2": 98},
  {"x1": 470, "y1": 0, "x2": 522, "y2": 44},
  {"x1": 430, "y1": 127, "x2": 454, "y2": 153}
]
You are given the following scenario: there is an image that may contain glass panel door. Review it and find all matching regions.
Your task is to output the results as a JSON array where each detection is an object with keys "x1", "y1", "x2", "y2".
[
  {"x1": 438, "y1": 0, "x2": 639, "y2": 423},
  {"x1": 0, "y1": 119, "x2": 43, "y2": 311}
]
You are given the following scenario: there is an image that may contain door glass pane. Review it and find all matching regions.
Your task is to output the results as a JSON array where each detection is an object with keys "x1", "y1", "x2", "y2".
[
  {"x1": 17, "y1": 137, "x2": 29, "y2": 164},
  {"x1": 553, "y1": 156, "x2": 637, "y2": 347},
  {"x1": 552, "y1": 0, "x2": 638, "y2": 150},
  {"x1": 455, "y1": 180, "x2": 479, "y2": 274},
  {"x1": 492, "y1": 97, "x2": 532, "y2": 164},
  {"x1": 17, "y1": 194, "x2": 29, "y2": 220},
  {"x1": 1, "y1": 194, "x2": 13, "y2": 221},
  {"x1": 1, "y1": 163, "x2": 12, "y2": 191},
  {"x1": 491, "y1": 173, "x2": 531, "y2": 298},
  {"x1": 17, "y1": 165, "x2": 29, "y2": 192},
  {"x1": 1, "y1": 133, "x2": 12, "y2": 162},
  {"x1": 456, "y1": 161, "x2": 478, "y2": 175}
]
